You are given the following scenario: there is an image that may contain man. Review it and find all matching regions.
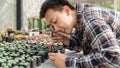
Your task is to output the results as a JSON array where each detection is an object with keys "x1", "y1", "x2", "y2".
[{"x1": 40, "y1": 0, "x2": 120, "y2": 68}]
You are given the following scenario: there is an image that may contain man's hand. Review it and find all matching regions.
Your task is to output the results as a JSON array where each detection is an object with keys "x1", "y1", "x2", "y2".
[
  {"x1": 52, "y1": 32, "x2": 69, "y2": 46},
  {"x1": 48, "y1": 51, "x2": 67, "y2": 68}
]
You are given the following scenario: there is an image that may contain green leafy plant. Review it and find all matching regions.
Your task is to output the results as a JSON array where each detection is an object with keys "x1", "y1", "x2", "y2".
[{"x1": 117, "y1": 1, "x2": 120, "y2": 11}]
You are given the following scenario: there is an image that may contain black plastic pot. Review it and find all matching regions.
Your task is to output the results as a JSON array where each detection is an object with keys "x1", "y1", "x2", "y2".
[
  {"x1": 33, "y1": 56, "x2": 42, "y2": 66},
  {"x1": 25, "y1": 58, "x2": 36, "y2": 68}
]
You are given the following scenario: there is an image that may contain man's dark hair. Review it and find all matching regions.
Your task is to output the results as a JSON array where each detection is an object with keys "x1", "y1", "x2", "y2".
[{"x1": 40, "y1": 0, "x2": 75, "y2": 19}]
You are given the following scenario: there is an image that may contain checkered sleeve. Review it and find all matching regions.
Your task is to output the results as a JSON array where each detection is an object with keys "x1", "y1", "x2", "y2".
[
  {"x1": 65, "y1": 18, "x2": 120, "y2": 68},
  {"x1": 69, "y1": 34, "x2": 81, "y2": 48}
]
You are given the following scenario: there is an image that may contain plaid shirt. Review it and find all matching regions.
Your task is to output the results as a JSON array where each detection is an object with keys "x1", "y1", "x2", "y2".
[{"x1": 65, "y1": 3, "x2": 120, "y2": 68}]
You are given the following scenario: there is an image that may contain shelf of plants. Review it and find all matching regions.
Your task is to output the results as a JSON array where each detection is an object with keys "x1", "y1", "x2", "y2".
[{"x1": 0, "y1": 32, "x2": 65, "y2": 68}]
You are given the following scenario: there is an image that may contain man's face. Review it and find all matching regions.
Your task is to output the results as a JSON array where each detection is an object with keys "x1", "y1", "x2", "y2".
[{"x1": 44, "y1": 7, "x2": 74, "y2": 34}]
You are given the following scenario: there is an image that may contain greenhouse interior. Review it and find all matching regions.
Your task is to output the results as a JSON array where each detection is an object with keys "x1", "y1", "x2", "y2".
[{"x1": 0, "y1": 0, "x2": 120, "y2": 68}]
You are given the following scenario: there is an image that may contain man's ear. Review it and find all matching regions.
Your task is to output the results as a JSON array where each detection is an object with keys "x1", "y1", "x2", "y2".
[{"x1": 63, "y1": 5, "x2": 71, "y2": 15}]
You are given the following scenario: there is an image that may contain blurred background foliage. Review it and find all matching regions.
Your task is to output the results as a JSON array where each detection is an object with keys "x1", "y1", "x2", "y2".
[{"x1": 101, "y1": 0, "x2": 120, "y2": 11}]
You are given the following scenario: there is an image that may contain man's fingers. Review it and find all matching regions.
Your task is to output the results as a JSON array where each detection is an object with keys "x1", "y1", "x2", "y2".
[
  {"x1": 52, "y1": 37, "x2": 62, "y2": 40},
  {"x1": 49, "y1": 55, "x2": 55, "y2": 61},
  {"x1": 53, "y1": 39, "x2": 63, "y2": 43},
  {"x1": 52, "y1": 36, "x2": 63, "y2": 43},
  {"x1": 48, "y1": 53, "x2": 56, "y2": 61},
  {"x1": 48, "y1": 53, "x2": 56, "y2": 56},
  {"x1": 52, "y1": 32, "x2": 60, "y2": 37},
  {"x1": 57, "y1": 50, "x2": 60, "y2": 53}
]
